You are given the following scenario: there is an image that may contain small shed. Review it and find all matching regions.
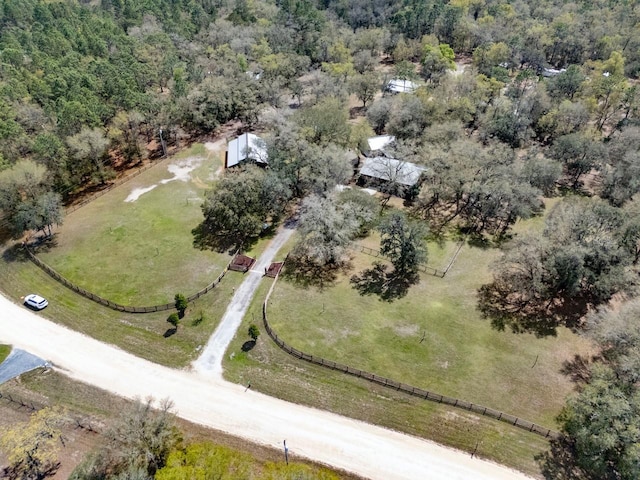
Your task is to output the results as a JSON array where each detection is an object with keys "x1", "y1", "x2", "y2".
[
  {"x1": 385, "y1": 79, "x2": 417, "y2": 94},
  {"x1": 364, "y1": 135, "x2": 396, "y2": 157},
  {"x1": 225, "y1": 133, "x2": 268, "y2": 168}
]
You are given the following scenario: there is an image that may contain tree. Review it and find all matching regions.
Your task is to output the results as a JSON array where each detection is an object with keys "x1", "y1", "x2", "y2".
[
  {"x1": 193, "y1": 166, "x2": 290, "y2": 251},
  {"x1": 479, "y1": 198, "x2": 636, "y2": 336},
  {"x1": 378, "y1": 211, "x2": 427, "y2": 276},
  {"x1": 550, "y1": 132, "x2": 606, "y2": 189},
  {"x1": 105, "y1": 397, "x2": 179, "y2": 477},
  {"x1": 290, "y1": 195, "x2": 358, "y2": 267},
  {"x1": 420, "y1": 43, "x2": 455, "y2": 84},
  {"x1": 586, "y1": 299, "x2": 640, "y2": 383},
  {"x1": 366, "y1": 98, "x2": 392, "y2": 134},
  {"x1": 295, "y1": 97, "x2": 350, "y2": 146},
  {"x1": 248, "y1": 324, "x2": 260, "y2": 341},
  {"x1": 66, "y1": 127, "x2": 111, "y2": 187},
  {"x1": 0, "y1": 406, "x2": 66, "y2": 480},
  {"x1": 556, "y1": 364, "x2": 640, "y2": 480},
  {"x1": 174, "y1": 294, "x2": 187, "y2": 318},
  {"x1": 336, "y1": 188, "x2": 379, "y2": 237},
  {"x1": 0, "y1": 160, "x2": 64, "y2": 238},
  {"x1": 546, "y1": 65, "x2": 585, "y2": 100},
  {"x1": 167, "y1": 313, "x2": 180, "y2": 330},
  {"x1": 349, "y1": 72, "x2": 380, "y2": 108}
]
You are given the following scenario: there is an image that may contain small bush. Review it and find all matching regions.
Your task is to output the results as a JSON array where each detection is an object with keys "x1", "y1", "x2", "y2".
[
  {"x1": 248, "y1": 324, "x2": 260, "y2": 341},
  {"x1": 167, "y1": 313, "x2": 180, "y2": 329},
  {"x1": 174, "y1": 293, "x2": 187, "y2": 318}
]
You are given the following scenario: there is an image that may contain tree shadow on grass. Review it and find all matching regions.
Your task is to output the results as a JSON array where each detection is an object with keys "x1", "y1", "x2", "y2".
[
  {"x1": 241, "y1": 340, "x2": 256, "y2": 352},
  {"x1": 477, "y1": 282, "x2": 587, "y2": 338},
  {"x1": 350, "y1": 262, "x2": 419, "y2": 302},
  {"x1": 561, "y1": 354, "x2": 595, "y2": 385},
  {"x1": 535, "y1": 435, "x2": 584, "y2": 480},
  {"x1": 281, "y1": 256, "x2": 350, "y2": 290},
  {"x1": 191, "y1": 223, "x2": 253, "y2": 255},
  {"x1": 2, "y1": 461, "x2": 60, "y2": 480},
  {"x1": 163, "y1": 328, "x2": 177, "y2": 338},
  {"x1": 2, "y1": 244, "x2": 30, "y2": 263}
]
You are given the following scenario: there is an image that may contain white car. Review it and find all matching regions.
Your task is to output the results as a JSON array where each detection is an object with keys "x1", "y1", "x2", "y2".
[{"x1": 24, "y1": 294, "x2": 48, "y2": 310}]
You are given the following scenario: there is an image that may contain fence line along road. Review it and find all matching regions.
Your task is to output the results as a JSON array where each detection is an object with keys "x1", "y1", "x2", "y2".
[
  {"x1": 261, "y1": 270, "x2": 559, "y2": 440},
  {"x1": 24, "y1": 246, "x2": 236, "y2": 313}
]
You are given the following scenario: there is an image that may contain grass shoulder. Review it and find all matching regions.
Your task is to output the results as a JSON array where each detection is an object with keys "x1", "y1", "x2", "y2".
[{"x1": 0, "y1": 344, "x2": 11, "y2": 364}]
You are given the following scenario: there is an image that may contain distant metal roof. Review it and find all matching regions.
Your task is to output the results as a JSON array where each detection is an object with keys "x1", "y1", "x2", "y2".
[
  {"x1": 385, "y1": 79, "x2": 417, "y2": 93},
  {"x1": 367, "y1": 135, "x2": 395, "y2": 152},
  {"x1": 227, "y1": 133, "x2": 268, "y2": 168},
  {"x1": 359, "y1": 157, "x2": 426, "y2": 186}
]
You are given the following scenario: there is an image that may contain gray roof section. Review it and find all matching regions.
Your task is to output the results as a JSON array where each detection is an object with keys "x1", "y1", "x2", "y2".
[
  {"x1": 227, "y1": 133, "x2": 268, "y2": 168},
  {"x1": 359, "y1": 157, "x2": 426, "y2": 186},
  {"x1": 0, "y1": 348, "x2": 48, "y2": 385}
]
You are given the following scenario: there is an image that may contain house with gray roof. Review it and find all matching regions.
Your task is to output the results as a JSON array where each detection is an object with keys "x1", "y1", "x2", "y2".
[{"x1": 225, "y1": 133, "x2": 268, "y2": 168}]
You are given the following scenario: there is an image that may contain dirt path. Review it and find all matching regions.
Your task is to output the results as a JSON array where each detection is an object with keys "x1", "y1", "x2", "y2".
[
  {"x1": 0, "y1": 294, "x2": 533, "y2": 480},
  {"x1": 192, "y1": 225, "x2": 295, "y2": 376}
]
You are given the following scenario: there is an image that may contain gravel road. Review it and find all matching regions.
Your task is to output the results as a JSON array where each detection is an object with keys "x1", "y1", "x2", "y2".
[{"x1": 0, "y1": 292, "x2": 534, "y2": 480}]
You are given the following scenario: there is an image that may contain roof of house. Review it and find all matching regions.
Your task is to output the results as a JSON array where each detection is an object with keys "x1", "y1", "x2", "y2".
[
  {"x1": 542, "y1": 68, "x2": 566, "y2": 77},
  {"x1": 226, "y1": 133, "x2": 268, "y2": 168},
  {"x1": 359, "y1": 157, "x2": 426, "y2": 186},
  {"x1": 366, "y1": 135, "x2": 395, "y2": 152},
  {"x1": 385, "y1": 79, "x2": 417, "y2": 94}
]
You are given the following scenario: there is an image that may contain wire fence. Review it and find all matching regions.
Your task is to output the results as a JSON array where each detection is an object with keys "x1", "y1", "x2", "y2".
[
  {"x1": 24, "y1": 246, "x2": 235, "y2": 313},
  {"x1": 261, "y1": 269, "x2": 559, "y2": 440},
  {"x1": 0, "y1": 385, "x2": 102, "y2": 434},
  {"x1": 350, "y1": 238, "x2": 465, "y2": 278}
]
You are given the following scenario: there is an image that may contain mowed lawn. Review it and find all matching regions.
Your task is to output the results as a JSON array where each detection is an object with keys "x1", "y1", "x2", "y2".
[
  {"x1": 0, "y1": 143, "x2": 251, "y2": 368},
  {"x1": 264, "y1": 233, "x2": 592, "y2": 429},
  {"x1": 37, "y1": 144, "x2": 230, "y2": 306}
]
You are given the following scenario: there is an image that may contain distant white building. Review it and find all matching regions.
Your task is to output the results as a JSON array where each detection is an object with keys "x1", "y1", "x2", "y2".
[
  {"x1": 359, "y1": 157, "x2": 426, "y2": 188},
  {"x1": 225, "y1": 133, "x2": 268, "y2": 168},
  {"x1": 365, "y1": 135, "x2": 396, "y2": 157},
  {"x1": 542, "y1": 68, "x2": 566, "y2": 78},
  {"x1": 385, "y1": 79, "x2": 417, "y2": 94}
]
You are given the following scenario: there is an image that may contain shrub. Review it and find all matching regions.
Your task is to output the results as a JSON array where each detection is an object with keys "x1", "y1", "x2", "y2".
[
  {"x1": 174, "y1": 293, "x2": 187, "y2": 318},
  {"x1": 248, "y1": 324, "x2": 260, "y2": 341},
  {"x1": 167, "y1": 313, "x2": 180, "y2": 329}
]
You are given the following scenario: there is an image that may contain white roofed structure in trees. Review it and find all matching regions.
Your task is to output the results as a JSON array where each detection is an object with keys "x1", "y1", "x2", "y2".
[
  {"x1": 385, "y1": 79, "x2": 417, "y2": 94},
  {"x1": 359, "y1": 157, "x2": 426, "y2": 187},
  {"x1": 225, "y1": 133, "x2": 268, "y2": 168},
  {"x1": 366, "y1": 135, "x2": 395, "y2": 156}
]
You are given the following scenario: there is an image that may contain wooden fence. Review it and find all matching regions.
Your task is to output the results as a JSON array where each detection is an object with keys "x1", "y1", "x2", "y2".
[
  {"x1": 25, "y1": 247, "x2": 235, "y2": 313},
  {"x1": 350, "y1": 238, "x2": 465, "y2": 278},
  {"x1": 261, "y1": 271, "x2": 559, "y2": 440}
]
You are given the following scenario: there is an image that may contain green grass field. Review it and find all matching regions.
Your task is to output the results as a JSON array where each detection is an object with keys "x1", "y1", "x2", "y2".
[
  {"x1": 37, "y1": 144, "x2": 230, "y2": 306},
  {"x1": 223, "y1": 202, "x2": 594, "y2": 476},
  {"x1": 0, "y1": 344, "x2": 10, "y2": 364},
  {"x1": 0, "y1": 144, "x2": 251, "y2": 368},
  {"x1": 223, "y1": 277, "x2": 555, "y2": 477},
  {"x1": 265, "y1": 239, "x2": 591, "y2": 427}
]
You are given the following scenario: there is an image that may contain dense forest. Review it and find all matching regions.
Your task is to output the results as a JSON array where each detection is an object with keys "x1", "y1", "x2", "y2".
[{"x1": 1, "y1": 0, "x2": 640, "y2": 478}]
